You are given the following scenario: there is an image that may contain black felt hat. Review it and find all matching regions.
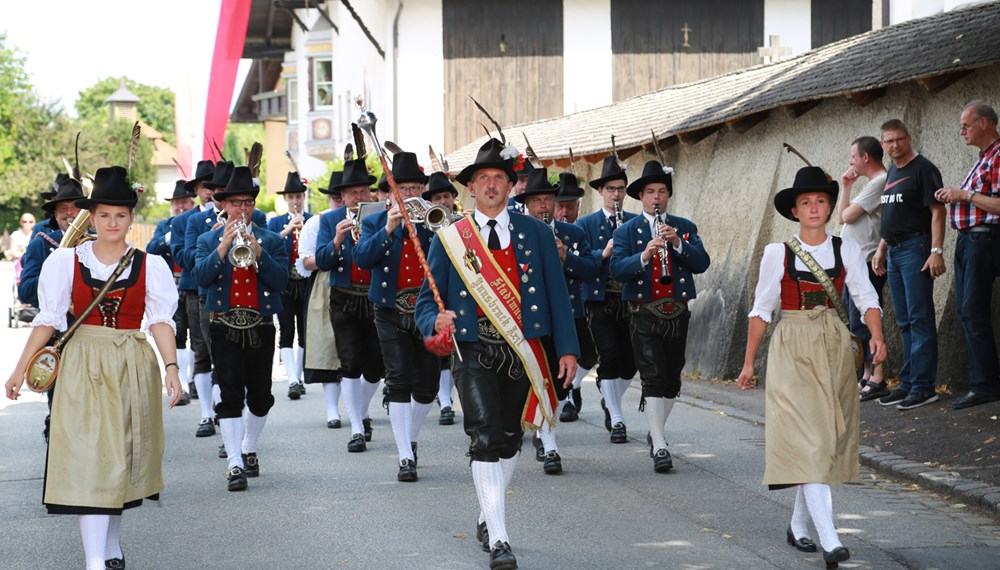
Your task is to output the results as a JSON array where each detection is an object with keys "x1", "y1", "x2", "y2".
[
  {"x1": 184, "y1": 160, "x2": 216, "y2": 191},
  {"x1": 212, "y1": 166, "x2": 260, "y2": 201},
  {"x1": 43, "y1": 177, "x2": 87, "y2": 212},
  {"x1": 333, "y1": 159, "x2": 377, "y2": 191},
  {"x1": 513, "y1": 167, "x2": 559, "y2": 204},
  {"x1": 422, "y1": 172, "x2": 458, "y2": 200},
  {"x1": 589, "y1": 155, "x2": 628, "y2": 189},
  {"x1": 42, "y1": 173, "x2": 69, "y2": 200},
  {"x1": 455, "y1": 139, "x2": 517, "y2": 186},
  {"x1": 319, "y1": 171, "x2": 343, "y2": 195},
  {"x1": 515, "y1": 160, "x2": 535, "y2": 178},
  {"x1": 205, "y1": 161, "x2": 234, "y2": 190},
  {"x1": 773, "y1": 166, "x2": 839, "y2": 221},
  {"x1": 277, "y1": 172, "x2": 308, "y2": 195},
  {"x1": 556, "y1": 172, "x2": 585, "y2": 202},
  {"x1": 74, "y1": 166, "x2": 138, "y2": 209},
  {"x1": 164, "y1": 179, "x2": 196, "y2": 201},
  {"x1": 626, "y1": 160, "x2": 674, "y2": 200},
  {"x1": 388, "y1": 152, "x2": 428, "y2": 185},
  {"x1": 377, "y1": 173, "x2": 388, "y2": 193}
]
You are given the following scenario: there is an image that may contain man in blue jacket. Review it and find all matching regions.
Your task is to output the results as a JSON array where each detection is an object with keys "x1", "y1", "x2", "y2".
[
  {"x1": 415, "y1": 139, "x2": 578, "y2": 569},
  {"x1": 194, "y1": 166, "x2": 288, "y2": 492},
  {"x1": 610, "y1": 160, "x2": 710, "y2": 473},
  {"x1": 18, "y1": 177, "x2": 85, "y2": 308},
  {"x1": 355, "y1": 151, "x2": 436, "y2": 482}
]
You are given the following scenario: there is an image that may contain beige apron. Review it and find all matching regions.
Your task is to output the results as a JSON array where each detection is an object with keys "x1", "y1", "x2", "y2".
[
  {"x1": 45, "y1": 325, "x2": 164, "y2": 509},
  {"x1": 304, "y1": 270, "x2": 340, "y2": 372},
  {"x1": 763, "y1": 307, "x2": 859, "y2": 486}
]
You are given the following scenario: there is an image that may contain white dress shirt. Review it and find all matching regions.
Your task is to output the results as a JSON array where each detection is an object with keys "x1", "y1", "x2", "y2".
[{"x1": 473, "y1": 208, "x2": 512, "y2": 249}]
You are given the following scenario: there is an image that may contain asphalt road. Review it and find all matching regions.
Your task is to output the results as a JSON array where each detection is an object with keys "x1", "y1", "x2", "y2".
[{"x1": 1, "y1": 260, "x2": 999, "y2": 569}]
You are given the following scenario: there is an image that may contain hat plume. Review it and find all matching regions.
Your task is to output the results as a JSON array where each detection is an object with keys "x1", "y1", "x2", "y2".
[{"x1": 471, "y1": 96, "x2": 505, "y2": 145}]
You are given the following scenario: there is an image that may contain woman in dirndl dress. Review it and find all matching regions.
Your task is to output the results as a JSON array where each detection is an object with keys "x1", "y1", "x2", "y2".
[
  {"x1": 737, "y1": 166, "x2": 886, "y2": 569},
  {"x1": 5, "y1": 166, "x2": 181, "y2": 570}
]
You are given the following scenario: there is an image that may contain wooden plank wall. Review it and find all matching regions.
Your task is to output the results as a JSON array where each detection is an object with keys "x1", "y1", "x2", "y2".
[
  {"x1": 610, "y1": 0, "x2": 764, "y2": 102},
  {"x1": 811, "y1": 0, "x2": 873, "y2": 49},
  {"x1": 442, "y1": 0, "x2": 563, "y2": 153}
]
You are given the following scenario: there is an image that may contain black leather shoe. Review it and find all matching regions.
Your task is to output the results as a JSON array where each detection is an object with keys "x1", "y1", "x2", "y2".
[
  {"x1": 476, "y1": 521, "x2": 490, "y2": 552},
  {"x1": 543, "y1": 451, "x2": 562, "y2": 474},
  {"x1": 287, "y1": 382, "x2": 303, "y2": 400},
  {"x1": 560, "y1": 401, "x2": 579, "y2": 422},
  {"x1": 823, "y1": 546, "x2": 850, "y2": 568},
  {"x1": 363, "y1": 418, "x2": 373, "y2": 442},
  {"x1": 601, "y1": 398, "x2": 612, "y2": 432},
  {"x1": 176, "y1": 391, "x2": 191, "y2": 406},
  {"x1": 786, "y1": 526, "x2": 817, "y2": 552},
  {"x1": 195, "y1": 418, "x2": 215, "y2": 438},
  {"x1": 398, "y1": 458, "x2": 417, "y2": 482},
  {"x1": 348, "y1": 433, "x2": 367, "y2": 452},
  {"x1": 532, "y1": 432, "x2": 544, "y2": 461},
  {"x1": 572, "y1": 387, "x2": 582, "y2": 410},
  {"x1": 105, "y1": 557, "x2": 125, "y2": 569},
  {"x1": 952, "y1": 391, "x2": 1000, "y2": 410},
  {"x1": 652, "y1": 448, "x2": 673, "y2": 472},
  {"x1": 490, "y1": 541, "x2": 518, "y2": 570},
  {"x1": 242, "y1": 453, "x2": 259, "y2": 478},
  {"x1": 218, "y1": 444, "x2": 227, "y2": 458},
  {"x1": 439, "y1": 406, "x2": 455, "y2": 425},
  {"x1": 227, "y1": 466, "x2": 248, "y2": 491},
  {"x1": 411, "y1": 442, "x2": 418, "y2": 467},
  {"x1": 610, "y1": 422, "x2": 627, "y2": 444},
  {"x1": 189, "y1": 382, "x2": 198, "y2": 400},
  {"x1": 327, "y1": 419, "x2": 342, "y2": 429}
]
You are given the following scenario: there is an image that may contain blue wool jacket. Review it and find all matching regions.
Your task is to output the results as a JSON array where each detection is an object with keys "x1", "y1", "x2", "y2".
[
  {"x1": 609, "y1": 213, "x2": 710, "y2": 303},
  {"x1": 193, "y1": 225, "x2": 289, "y2": 318}
]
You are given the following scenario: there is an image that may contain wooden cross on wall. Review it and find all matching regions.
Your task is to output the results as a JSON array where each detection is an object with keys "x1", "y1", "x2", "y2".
[
  {"x1": 681, "y1": 23, "x2": 692, "y2": 48},
  {"x1": 757, "y1": 35, "x2": 792, "y2": 63}
]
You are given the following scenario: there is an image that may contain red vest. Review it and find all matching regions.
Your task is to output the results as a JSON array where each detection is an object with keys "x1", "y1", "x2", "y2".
[
  {"x1": 650, "y1": 249, "x2": 675, "y2": 301},
  {"x1": 396, "y1": 236, "x2": 425, "y2": 290},
  {"x1": 477, "y1": 244, "x2": 517, "y2": 317},
  {"x1": 289, "y1": 229, "x2": 299, "y2": 267},
  {"x1": 71, "y1": 251, "x2": 146, "y2": 329},
  {"x1": 230, "y1": 266, "x2": 260, "y2": 309},
  {"x1": 779, "y1": 242, "x2": 846, "y2": 311}
]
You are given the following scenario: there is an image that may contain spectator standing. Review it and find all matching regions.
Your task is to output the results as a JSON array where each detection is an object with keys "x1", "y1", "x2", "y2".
[
  {"x1": 871, "y1": 119, "x2": 947, "y2": 411},
  {"x1": 934, "y1": 101, "x2": 1000, "y2": 410},
  {"x1": 6, "y1": 213, "x2": 35, "y2": 261}
]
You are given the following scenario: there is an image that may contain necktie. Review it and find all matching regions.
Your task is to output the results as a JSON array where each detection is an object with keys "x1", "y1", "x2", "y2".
[
  {"x1": 486, "y1": 219, "x2": 501, "y2": 250},
  {"x1": 609, "y1": 216, "x2": 617, "y2": 230}
]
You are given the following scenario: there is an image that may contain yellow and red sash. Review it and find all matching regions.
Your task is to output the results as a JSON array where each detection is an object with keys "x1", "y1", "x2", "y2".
[{"x1": 438, "y1": 217, "x2": 558, "y2": 430}]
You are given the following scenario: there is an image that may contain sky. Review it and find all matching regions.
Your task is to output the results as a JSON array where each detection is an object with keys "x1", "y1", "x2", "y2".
[{"x1": 1, "y1": 0, "x2": 249, "y2": 118}]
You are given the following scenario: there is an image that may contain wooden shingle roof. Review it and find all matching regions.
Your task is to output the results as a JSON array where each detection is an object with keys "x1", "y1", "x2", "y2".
[{"x1": 447, "y1": 1, "x2": 1000, "y2": 170}]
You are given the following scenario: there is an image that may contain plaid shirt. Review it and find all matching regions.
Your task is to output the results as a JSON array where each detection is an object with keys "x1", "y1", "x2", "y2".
[{"x1": 951, "y1": 137, "x2": 1000, "y2": 229}]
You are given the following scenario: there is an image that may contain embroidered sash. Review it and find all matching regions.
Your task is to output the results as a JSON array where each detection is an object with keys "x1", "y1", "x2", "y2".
[{"x1": 438, "y1": 217, "x2": 558, "y2": 430}]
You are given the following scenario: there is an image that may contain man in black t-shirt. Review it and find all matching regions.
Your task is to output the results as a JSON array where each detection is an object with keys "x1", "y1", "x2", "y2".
[{"x1": 871, "y1": 119, "x2": 946, "y2": 411}]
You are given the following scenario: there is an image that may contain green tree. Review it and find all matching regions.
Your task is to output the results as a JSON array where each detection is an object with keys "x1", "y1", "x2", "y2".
[{"x1": 75, "y1": 77, "x2": 176, "y2": 145}]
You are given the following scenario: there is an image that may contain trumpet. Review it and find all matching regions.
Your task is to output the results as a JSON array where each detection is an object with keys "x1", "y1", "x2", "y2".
[
  {"x1": 613, "y1": 199, "x2": 624, "y2": 228},
  {"x1": 221, "y1": 212, "x2": 257, "y2": 268},
  {"x1": 653, "y1": 204, "x2": 672, "y2": 286},
  {"x1": 402, "y1": 197, "x2": 463, "y2": 232}
]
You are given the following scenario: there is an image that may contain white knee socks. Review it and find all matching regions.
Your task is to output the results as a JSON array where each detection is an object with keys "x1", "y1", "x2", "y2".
[
  {"x1": 409, "y1": 400, "x2": 433, "y2": 443},
  {"x1": 280, "y1": 347, "x2": 297, "y2": 385},
  {"x1": 104, "y1": 514, "x2": 122, "y2": 559},
  {"x1": 802, "y1": 483, "x2": 842, "y2": 551},
  {"x1": 323, "y1": 382, "x2": 341, "y2": 422},
  {"x1": 219, "y1": 417, "x2": 245, "y2": 470},
  {"x1": 360, "y1": 376, "x2": 380, "y2": 416},
  {"x1": 472, "y1": 461, "x2": 509, "y2": 546},
  {"x1": 602, "y1": 379, "x2": 625, "y2": 424},
  {"x1": 571, "y1": 366, "x2": 588, "y2": 390},
  {"x1": 341, "y1": 377, "x2": 364, "y2": 435},
  {"x1": 176, "y1": 348, "x2": 192, "y2": 387},
  {"x1": 538, "y1": 401, "x2": 565, "y2": 453},
  {"x1": 295, "y1": 346, "x2": 304, "y2": 382},
  {"x1": 645, "y1": 397, "x2": 675, "y2": 452},
  {"x1": 193, "y1": 372, "x2": 214, "y2": 419},
  {"x1": 79, "y1": 514, "x2": 110, "y2": 570},
  {"x1": 389, "y1": 402, "x2": 414, "y2": 461},
  {"x1": 790, "y1": 486, "x2": 811, "y2": 540},
  {"x1": 212, "y1": 383, "x2": 222, "y2": 407},
  {"x1": 242, "y1": 412, "x2": 267, "y2": 454},
  {"x1": 438, "y1": 369, "x2": 454, "y2": 408}
]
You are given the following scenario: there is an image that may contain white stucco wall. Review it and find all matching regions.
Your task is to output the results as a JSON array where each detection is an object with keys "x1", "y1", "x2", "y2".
[
  {"x1": 392, "y1": 0, "x2": 445, "y2": 164},
  {"x1": 763, "y1": 0, "x2": 811, "y2": 57},
  {"x1": 563, "y1": 0, "x2": 613, "y2": 115}
]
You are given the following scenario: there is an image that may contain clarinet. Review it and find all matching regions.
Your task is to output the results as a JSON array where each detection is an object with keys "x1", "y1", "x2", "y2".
[
  {"x1": 653, "y1": 204, "x2": 672, "y2": 286},
  {"x1": 613, "y1": 199, "x2": 624, "y2": 228},
  {"x1": 542, "y1": 212, "x2": 555, "y2": 234}
]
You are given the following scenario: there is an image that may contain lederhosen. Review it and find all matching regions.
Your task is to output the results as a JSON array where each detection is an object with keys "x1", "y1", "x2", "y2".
[
  {"x1": 45, "y1": 251, "x2": 164, "y2": 514},
  {"x1": 170, "y1": 258, "x2": 189, "y2": 350},
  {"x1": 375, "y1": 235, "x2": 439, "y2": 405},
  {"x1": 587, "y1": 220, "x2": 637, "y2": 383},
  {"x1": 628, "y1": 244, "x2": 690, "y2": 403},
  {"x1": 329, "y1": 238, "x2": 385, "y2": 382},
  {"x1": 277, "y1": 222, "x2": 308, "y2": 349},
  {"x1": 209, "y1": 264, "x2": 276, "y2": 419}
]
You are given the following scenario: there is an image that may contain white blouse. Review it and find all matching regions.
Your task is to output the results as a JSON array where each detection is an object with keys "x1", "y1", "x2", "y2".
[
  {"x1": 748, "y1": 232, "x2": 881, "y2": 323},
  {"x1": 295, "y1": 210, "x2": 329, "y2": 278},
  {"x1": 33, "y1": 241, "x2": 179, "y2": 333}
]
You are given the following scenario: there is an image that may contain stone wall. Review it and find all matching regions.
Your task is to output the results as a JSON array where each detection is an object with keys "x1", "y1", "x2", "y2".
[{"x1": 577, "y1": 64, "x2": 1000, "y2": 389}]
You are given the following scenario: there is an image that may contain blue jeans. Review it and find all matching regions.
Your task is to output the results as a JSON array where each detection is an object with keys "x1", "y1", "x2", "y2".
[
  {"x1": 954, "y1": 230, "x2": 1000, "y2": 395},
  {"x1": 844, "y1": 262, "x2": 887, "y2": 364},
  {"x1": 886, "y1": 235, "x2": 938, "y2": 395}
]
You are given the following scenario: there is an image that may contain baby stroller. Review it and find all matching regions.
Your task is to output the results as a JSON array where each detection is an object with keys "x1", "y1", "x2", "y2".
[{"x1": 8, "y1": 257, "x2": 37, "y2": 328}]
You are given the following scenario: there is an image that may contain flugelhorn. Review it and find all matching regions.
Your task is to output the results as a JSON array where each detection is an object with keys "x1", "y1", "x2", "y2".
[
  {"x1": 653, "y1": 204, "x2": 672, "y2": 286},
  {"x1": 221, "y1": 212, "x2": 257, "y2": 268},
  {"x1": 402, "y1": 197, "x2": 462, "y2": 232}
]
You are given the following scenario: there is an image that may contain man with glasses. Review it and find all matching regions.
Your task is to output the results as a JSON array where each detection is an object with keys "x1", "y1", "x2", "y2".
[
  {"x1": 934, "y1": 101, "x2": 1000, "y2": 410},
  {"x1": 871, "y1": 119, "x2": 946, "y2": 411},
  {"x1": 194, "y1": 167, "x2": 288, "y2": 491},
  {"x1": 577, "y1": 156, "x2": 638, "y2": 443},
  {"x1": 355, "y1": 152, "x2": 436, "y2": 481}
]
